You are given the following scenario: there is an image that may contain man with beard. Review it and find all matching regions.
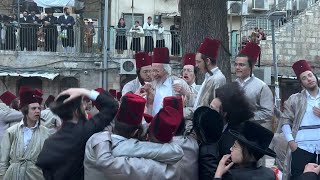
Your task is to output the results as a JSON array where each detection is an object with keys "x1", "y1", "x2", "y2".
[
  {"x1": 42, "y1": 8, "x2": 58, "y2": 52},
  {"x1": 235, "y1": 42, "x2": 274, "y2": 130},
  {"x1": 0, "y1": 88, "x2": 49, "y2": 180},
  {"x1": 122, "y1": 52, "x2": 152, "y2": 95},
  {"x1": 41, "y1": 95, "x2": 61, "y2": 134},
  {"x1": 281, "y1": 60, "x2": 320, "y2": 180},
  {"x1": 146, "y1": 47, "x2": 190, "y2": 116},
  {"x1": 36, "y1": 88, "x2": 118, "y2": 180},
  {"x1": 192, "y1": 38, "x2": 226, "y2": 109}
]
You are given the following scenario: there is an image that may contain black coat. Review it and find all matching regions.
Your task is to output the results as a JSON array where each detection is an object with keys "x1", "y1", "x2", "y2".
[
  {"x1": 298, "y1": 172, "x2": 319, "y2": 180},
  {"x1": 218, "y1": 126, "x2": 240, "y2": 157},
  {"x1": 199, "y1": 143, "x2": 220, "y2": 180},
  {"x1": 214, "y1": 164, "x2": 276, "y2": 180},
  {"x1": 36, "y1": 92, "x2": 119, "y2": 180}
]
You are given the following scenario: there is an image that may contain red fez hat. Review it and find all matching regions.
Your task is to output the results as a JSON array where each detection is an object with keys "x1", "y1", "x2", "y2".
[
  {"x1": 45, "y1": 95, "x2": 55, "y2": 106},
  {"x1": 163, "y1": 96, "x2": 183, "y2": 118},
  {"x1": 152, "y1": 48, "x2": 170, "y2": 64},
  {"x1": 93, "y1": 88, "x2": 105, "y2": 111},
  {"x1": 19, "y1": 86, "x2": 32, "y2": 95},
  {"x1": 149, "y1": 106, "x2": 182, "y2": 143},
  {"x1": 116, "y1": 92, "x2": 122, "y2": 101},
  {"x1": 135, "y1": 52, "x2": 152, "y2": 69},
  {"x1": 34, "y1": 88, "x2": 43, "y2": 97},
  {"x1": 116, "y1": 93, "x2": 146, "y2": 126},
  {"x1": 183, "y1": 53, "x2": 196, "y2": 66},
  {"x1": 108, "y1": 89, "x2": 117, "y2": 98},
  {"x1": 198, "y1": 38, "x2": 221, "y2": 60},
  {"x1": 143, "y1": 113, "x2": 153, "y2": 123},
  {"x1": 239, "y1": 42, "x2": 261, "y2": 64},
  {"x1": 292, "y1": 60, "x2": 312, "y2": 78},
  {"x1": 19, "y1": 89, "x2": 43, "y2": 109},
  {"x1": 0, "y1": 91, "x2": 17, "y2": 106}
]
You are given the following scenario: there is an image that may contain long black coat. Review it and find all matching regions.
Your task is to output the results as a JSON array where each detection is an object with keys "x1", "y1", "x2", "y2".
[
  {"x1": 199, "y1": 143, "x2": 220, "y2": 180},
  {"x1": 214, "y1": 164, "x2": 276, "y2": 180},
  {"x1": 36, "y1": 92, "x2": 119, "y2": 180},
  {"x1": 297, "y1": 172, "x2": 319, "y2": 180}
]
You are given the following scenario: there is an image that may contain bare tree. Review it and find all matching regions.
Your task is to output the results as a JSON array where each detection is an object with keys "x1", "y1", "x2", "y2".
[{"x1": 180, "y1": 0, "x2": 231, "y2": 83}]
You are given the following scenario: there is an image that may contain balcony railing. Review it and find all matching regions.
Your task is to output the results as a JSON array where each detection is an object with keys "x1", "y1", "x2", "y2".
[{"x1": 0, "y1": 23, "x2": 183, "y2": 58}]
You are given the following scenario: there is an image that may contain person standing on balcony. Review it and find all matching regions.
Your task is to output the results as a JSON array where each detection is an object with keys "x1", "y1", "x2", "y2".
[
  {"x1": 122, "y1": 52, "x2": 152, "y2": 95},
  {"x1": 42, "y1": 8, "x2": 58, "y2": 52},
  {"x1": 20, "y1": 10, "x2": 32, "y2": 51},
  {"x1": 58, "y1": 7, "x2": 75, "y2": 53},
  {"x1": 143, "y1": 16, "x2": 154, "y2": 55},
  {"x1": 29, "y1": 9, "x2": 40, "y2": 51},
  {"x1": 170, "y1": 21, "x2": 181, "y2": 56},
  {"x1": 84, "y1": 19, "x2": 95, "y2": 53},
  {"x1": 115, "y1": 18, "x2": 127, "y2": 55},
  {"x1": 129, "y1": 20, "x2": 143, "y2": 54},
  {"x1": 281, "y1": 60, "x2": 320, "y2": 180},
  {"x1": 234, "y1": 42, "x2": 274, "y2": 130},
  {"x1": 155, "y1": 22, "x2": 165, "y2": 48},
  {"x1": 3, "y1": 15, "x2": 17, "y2": 51}
]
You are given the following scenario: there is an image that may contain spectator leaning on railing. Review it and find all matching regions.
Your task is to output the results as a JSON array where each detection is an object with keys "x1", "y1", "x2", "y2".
[{"x1": 115, "y1": 18, "x2": 127, "y2": 55}]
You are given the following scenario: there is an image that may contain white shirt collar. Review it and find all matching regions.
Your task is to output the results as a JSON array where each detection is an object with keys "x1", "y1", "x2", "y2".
[
  {"x1": 237, "y1": 75, "x2": 252, "y2": 87},
  {"x1": 205, "y1": 67, "x2": 218, "y2": 79},
  {"x1": 306, "y1": 88, "x2": 320, "y2": 100}
]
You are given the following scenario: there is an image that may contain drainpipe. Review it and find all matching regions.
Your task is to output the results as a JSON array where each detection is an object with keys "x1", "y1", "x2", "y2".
[{"x1": 103, "y1": 0, "x2": 109, "y2": 90}]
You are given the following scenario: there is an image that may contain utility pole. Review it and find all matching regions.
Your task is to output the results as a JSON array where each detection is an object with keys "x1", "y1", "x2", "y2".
[{"x1": 103, "y1": 0, "x2": 109, "y2": 90}]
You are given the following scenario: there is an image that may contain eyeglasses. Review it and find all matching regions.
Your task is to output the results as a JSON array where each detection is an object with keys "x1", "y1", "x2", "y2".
[
  {"x1": 234, "y1": 63, "x2": 248, "y2": 67},
  {"x1": 142, "y1": 70, "x2": 151, "y2": 74},
  {"x1": 183, "y1": 69, "x2": 194, "y2": 73},
  {"x1": 152, "y1": 69, "x2": 164, "y2": 73}
]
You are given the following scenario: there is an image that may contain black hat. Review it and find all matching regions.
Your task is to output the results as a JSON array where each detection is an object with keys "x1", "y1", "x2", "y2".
[
  {"x1": 229, "y1": 121, "x2": 276, "y2": 157},
  {"x1": 193, "y1": 106, "x2": 223, "y2": 143}
]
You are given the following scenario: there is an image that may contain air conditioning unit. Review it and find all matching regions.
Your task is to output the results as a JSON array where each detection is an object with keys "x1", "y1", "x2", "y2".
[
  {"x1": 252, "y1": 0, "x2": 269, "y2": 11},
  {"x1": 253, "y1": 67, "x2": 272, "y2": 85},
  {"x1": 227, "y1": 1, "x2": 249, "y2": 15},
  {"x1": 120, "y1": 59, "x2": 136, "y2": 74}
]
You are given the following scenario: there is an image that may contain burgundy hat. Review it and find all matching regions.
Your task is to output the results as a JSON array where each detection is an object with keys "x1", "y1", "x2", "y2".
[
  {"x1": 183, "y1": 53, "x2": 196, "y2": 66},
  {"x1": 116, "y1": 93, "x2": 146, "y2": 126},
  {"x1": 19, "y1": 89, "x2": 43, "y2": 109},
  {"x1": 116, "y1": 92, "x2": 122, "y2": 101},
  {"x1": 34, "y1": 88, "x2": 44, "y2": 97},
  {"x1": 135, "y1": 52, "x2": 152, "y2": 69},
  {"x1": 292, "y1": 60, "x2": 312, "y2": 78},
  {"x1": 93, "y1": 88, "x2": 106, "y2": 111},
  {"x1": 163, "y1": 96, "x2": 183, "y2": 118},
  {"x1": 19, "y1": 86, "x2": 32, "y2": 94},
  {"x1": 239, "y1": 42, "x2": 261, "y2": 64},
  {"x1": 0, "y1": 91, "x2": 17, "y2": 106},
  {"x1": 108, "y1": 89, "x2": 117, "y2": 98},
  {"x1": 152, "y1": 48, "x2": 170, "y2": 64},
  {"x1": 143, "y1": 113, "x2": 153, "y2": 123},
  {"x1": 149, "y1": 106, "x2": 182, "y2": 143},
  {"x1": 45, "y1": 95, "x2": 55, "y2": 106},
  {"x1": 198, "y1": 38, "x2": 221, "y2": 60}
]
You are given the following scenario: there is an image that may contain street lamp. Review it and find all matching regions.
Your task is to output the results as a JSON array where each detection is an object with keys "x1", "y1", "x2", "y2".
[{"x1": 268, "y1": 11, "x2": 286, "y2": 108}]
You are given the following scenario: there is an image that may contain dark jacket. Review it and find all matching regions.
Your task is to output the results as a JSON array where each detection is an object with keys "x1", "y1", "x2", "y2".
[
  {"x1": 214, "y1": 164, "x2": 276, "y2": 180},
  {"x1": 58, "y1": 15, "x2": 75, "y2": 31},
  {"x1": 199, "y1": 143, "x2": 220, "y2": 180},
  {"x1": 218, "y1": 126, "x2": 239, "y2": 157},
  {"x1": 36, "y1": 92, "x2": 119, "y2": 180},
  {"x1": 298, "y1": 172, "x2": 319, "y2": 180}
]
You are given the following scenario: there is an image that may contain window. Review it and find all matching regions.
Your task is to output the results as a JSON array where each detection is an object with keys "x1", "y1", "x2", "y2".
[
  {"x1": 17, "y1": 77, "x2": 42, "y2": 92},
  {"x1": 60, "y1": 77, "x2": 79, "y2": 91},
  {"x1": 123, "y1": 13, "x2": 144, "y2": 29}
]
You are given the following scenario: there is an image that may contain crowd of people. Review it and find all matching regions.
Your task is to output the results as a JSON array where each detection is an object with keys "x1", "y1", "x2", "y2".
[
  {"x1": 0, "y1": 7, "x2": 96, "y2": 53},
  {"x1": 0, "y1": 37, "x2": 319, "y2": 180}
]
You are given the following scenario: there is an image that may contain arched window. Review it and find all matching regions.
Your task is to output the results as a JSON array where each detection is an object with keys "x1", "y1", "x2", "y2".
[
  {"x1": 16, "y1": 77, "x2": 42, "y2": 92},
  {"x1": 60, "y1": 77, "x2": 79, "y2": 91}
]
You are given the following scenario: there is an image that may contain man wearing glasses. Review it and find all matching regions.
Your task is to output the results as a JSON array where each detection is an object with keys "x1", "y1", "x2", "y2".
[{"x1": 234, "y1": 42, "x2": 274, "y2": 130}]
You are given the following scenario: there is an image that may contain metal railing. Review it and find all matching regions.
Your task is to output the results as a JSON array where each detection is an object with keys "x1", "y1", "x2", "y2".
[{"x1": 109, "y1": 28, "x2": 182, "y2": 58}]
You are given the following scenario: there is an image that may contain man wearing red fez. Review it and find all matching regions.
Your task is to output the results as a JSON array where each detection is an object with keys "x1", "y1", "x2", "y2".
[
  {"x1": 193, "y1": 38, "x2": 226, "y2": 109},
  {"x1": 234, "y1": 42, "x2": 274, "y2": 130},
  {"x1": 84, "y1": 94, "x2": 184, "y2": 179},
  {"x1": 162, "y1": 96, "x2": 199, "y2": 180},
  {"x1": 280, "y1": 60, "x2": 320, "y2": 180},
  {"x1": 36, "y1": 88, "x2": 119, "y2": 180},
  {"x1": 147, "y1": 47, "x2": 190, "y2": 116},
  {"x1": 0, "y1": 88, "x2": 50, "y2": 180},
  {"x1": 122, "y1": 52, "x2": 153, "y2": 95},
  {"x1": 0, "y1": 91, "x2": 23, "y2": 142},
  {"x1": 182, "y1": 53, "x2": 201, "y2": 93},
  {"x1": 41, "y1": 95, "x2": 62, "y2": 134}
]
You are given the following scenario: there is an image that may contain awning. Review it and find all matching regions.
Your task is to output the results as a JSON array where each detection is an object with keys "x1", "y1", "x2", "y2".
[
  {"x1": 0, "y1": 71, "x2": 59, "y2": 80},
  {"x1": 33, "y1": 0, "x2": 75, "y2": 7}
]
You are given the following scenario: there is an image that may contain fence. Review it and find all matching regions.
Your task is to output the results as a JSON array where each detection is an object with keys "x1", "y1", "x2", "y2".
[{"x1": 0, "y1": 23, "x2": 183, "y2": 58}]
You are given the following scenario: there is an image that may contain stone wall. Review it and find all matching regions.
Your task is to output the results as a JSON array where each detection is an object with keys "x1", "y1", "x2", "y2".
[{"x1": 260, "y1": 1, "x2": 320, "y2": 77}]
